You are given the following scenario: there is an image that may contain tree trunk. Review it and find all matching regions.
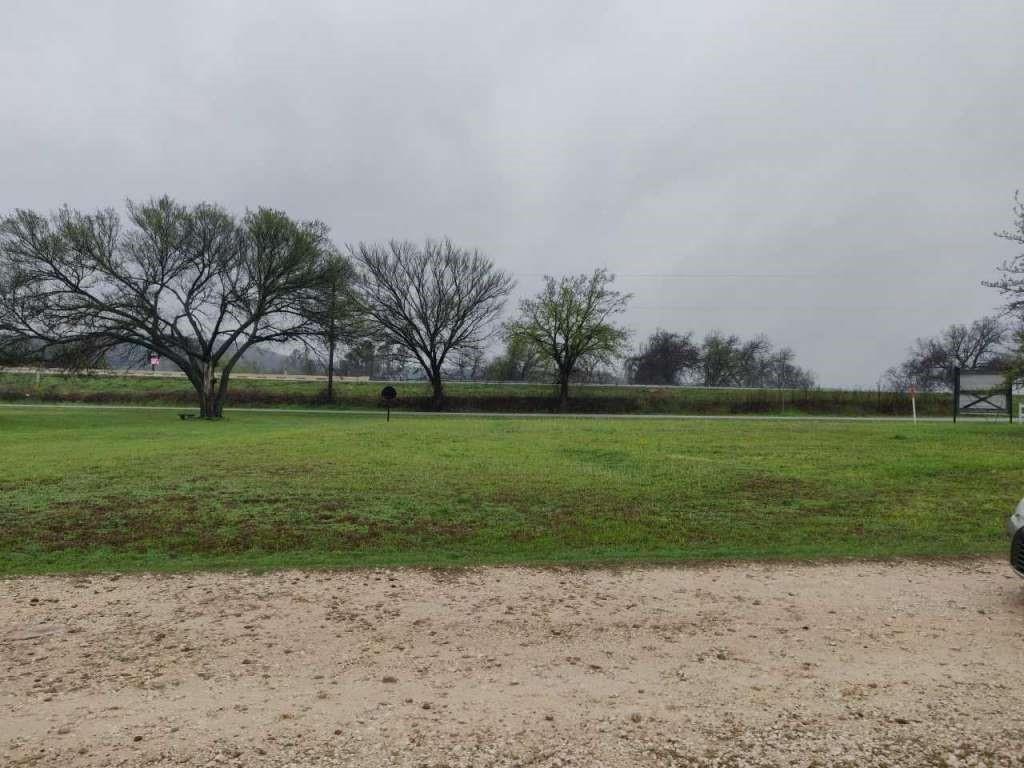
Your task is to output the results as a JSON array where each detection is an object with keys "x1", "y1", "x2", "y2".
[
  {"x1": 558, "y1": 371, "x2": 570, "y2": 411},
  {"x1": 327, "y1": 338, "x2": 335, "y2": 402},
  {"x1": 196, "y1": 361, "x2": 223, "y2": 419},
  {"x1": 429, "y1": 372, "x2": 445, "y2": 411}
]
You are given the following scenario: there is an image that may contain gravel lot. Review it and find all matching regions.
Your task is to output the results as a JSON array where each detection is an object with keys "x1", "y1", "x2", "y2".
[{"x1": 2, "y1": 559, "x2": 1023, "y2": 767}]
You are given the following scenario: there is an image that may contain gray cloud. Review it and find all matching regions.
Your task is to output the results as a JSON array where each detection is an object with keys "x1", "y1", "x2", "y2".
[{"x1": 2, "y1": 0, "x2": 1022, "y2": 385}]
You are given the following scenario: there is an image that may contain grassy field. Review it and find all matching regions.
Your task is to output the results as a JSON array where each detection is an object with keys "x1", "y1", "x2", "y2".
[
  {"x1": 0, "y1": 406, "x2": 1019, "y2": 575},
  {"x1": 0, "y1": 370, "x2": 949, "y2": 416}
]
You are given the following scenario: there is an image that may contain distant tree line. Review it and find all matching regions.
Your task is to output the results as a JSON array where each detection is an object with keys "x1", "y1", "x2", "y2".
[
  {"x1": 625, "y1": 329, "x2": 814, "y2": 388},
  {"x1": 1, "y1": 195, "x2": 820, "y2": 417},
  {"x1": 882, "y1": 316, "x2": 1012, "y2": 392}
]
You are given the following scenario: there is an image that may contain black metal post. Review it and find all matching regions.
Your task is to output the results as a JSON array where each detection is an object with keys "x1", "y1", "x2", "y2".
[{"x1": 952, "y1": 366, "x2": 960, "y2": 423}]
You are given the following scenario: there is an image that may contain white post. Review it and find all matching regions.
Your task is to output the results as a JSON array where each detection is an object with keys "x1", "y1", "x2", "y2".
[{"x1": 911, "y1": 395, "x2": 917, "y2": 424}]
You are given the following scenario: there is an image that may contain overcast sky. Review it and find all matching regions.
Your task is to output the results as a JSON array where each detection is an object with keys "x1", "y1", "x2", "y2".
[{"x1": 2, "y1": 0, "x2": 1022, "y2": 386}]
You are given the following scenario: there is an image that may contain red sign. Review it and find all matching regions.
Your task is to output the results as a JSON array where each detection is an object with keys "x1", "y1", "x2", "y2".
[{"x1": 149, "y1": 355, "x2": 160, "y2": 367}]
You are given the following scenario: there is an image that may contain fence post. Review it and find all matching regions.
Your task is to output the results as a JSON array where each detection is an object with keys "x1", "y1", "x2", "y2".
[{"x1": 952, "y1": 366, "x2": 960, "y2": 423}]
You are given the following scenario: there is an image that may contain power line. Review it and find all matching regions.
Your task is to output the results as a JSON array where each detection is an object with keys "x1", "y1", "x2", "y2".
[
  {"x1": 512, "y1": 271, "x2": 982, "y2": 280},
  {"x1": 629, "y1": 305, "x2": 947, "y2": 312},
  {"x1": 630, "y1": 303, "x2": 950, "y2": 311}
]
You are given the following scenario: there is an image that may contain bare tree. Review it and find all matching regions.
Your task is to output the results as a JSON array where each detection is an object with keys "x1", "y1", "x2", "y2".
[
  {"x1": 732, "y1": 335, "x2": 772, "y2": 385},
  {"x1": 942, "y1": 316, "x2": 1007, "y2": 368},
  {"x1": 763, "y1": 347, "x2": 815, "y2": 389},
  {"x1": 506, "y1": 269, "x2": 631, "y2": 409},
  {"x1": 0, "y1": 197, "x2": 328, "y2": 418},
  {"x1": 352, "y1": 239, "x2": 514, "y2": 409},
  {"x1": 883, "y1": 316, "x2": 1008, "y2": 391}
]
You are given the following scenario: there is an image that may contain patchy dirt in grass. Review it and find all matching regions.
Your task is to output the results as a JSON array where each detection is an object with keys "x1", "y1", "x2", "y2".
[{"x1": 2, "y1": 559, "x2": 1023, "y2": 767}]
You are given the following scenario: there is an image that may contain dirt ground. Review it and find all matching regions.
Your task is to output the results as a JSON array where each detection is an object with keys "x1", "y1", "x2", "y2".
[{"x1": 2, "y1": 559, "x2": 1023, "y2": 767}]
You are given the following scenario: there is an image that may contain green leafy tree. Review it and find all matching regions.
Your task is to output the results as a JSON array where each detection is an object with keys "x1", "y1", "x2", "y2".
[
  {"x1": 303, "y1": 250, "x2": 365, "y2": 401},
  {"x1": 506, "y1": 269, "x2": 631, "y2": 409}
]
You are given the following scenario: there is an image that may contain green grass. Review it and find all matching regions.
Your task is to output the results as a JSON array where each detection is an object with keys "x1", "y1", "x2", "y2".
[
  {"x1": 0, "y1": 407, "x2": 1019, "y2": 575},
  {"x1": 0, "y1": 371, "x2": 950, "y2": 416}
]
